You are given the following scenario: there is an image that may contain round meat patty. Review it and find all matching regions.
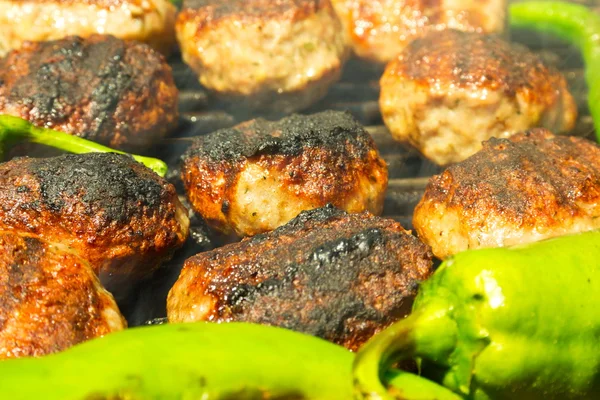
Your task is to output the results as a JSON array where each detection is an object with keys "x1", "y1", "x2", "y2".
[
  {"x1": 167, "y1": 205, "x2": 433, "y2": 351},
  {"x1": 175, "y1": 0, "x2": 349, "y2": 113},
  {"x1": 0, "y1": 231, "x2": 126, "y2": 359},
  {"x1": 0, "y1": 153, "x2": 190, "y2": 294},
  {"x1": 0, "y1": 34, "x2": 179, "y2": 151},
  {"x1": 0, "y1": 0, "x2": 177, "y2": 56},
  {"x1": 413, "y1": 129, "x2": 600, "y2": 260},
  {"x1": 181, "y1": 110, "x2": 388, "y2": 237},
  {"x1": 330, "y1": 0, "x2": 507, "y2": 63},
  {"x1": 380, "y1": 30, "x2": 577, "y2": 166}
]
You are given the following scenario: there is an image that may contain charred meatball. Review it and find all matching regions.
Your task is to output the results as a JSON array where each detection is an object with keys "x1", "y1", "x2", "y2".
[
  {"x1": 181, "y1": 110, "x2": 388, "y2": 237},
  {"x1": 176, "y1": 0, "x2": 349, "y2": 113},
  {"x1": 379, "y1": 30, "x2": 577, "y2": 166},
  {"x1": 0, "y1": 153, "x2": 189, "y2": 293},
  {"x1": 0, "y1": 35, "x2": 179, "y2": 151},
  {"x1": 413, "y1": 129, "x2": 600, "y2": 259},
  {"x1": 167, "y1": 205, "x2": 433, "y2": 351},
  {"x1": 330, "y1": 0, "x2": 507, "y2": 63},
  {"x1": 0, "y1": 231, "x2": 125, "y2": 359},
  {"x1": 0, "y1": 0, "x2": 176, "y2": 56}
]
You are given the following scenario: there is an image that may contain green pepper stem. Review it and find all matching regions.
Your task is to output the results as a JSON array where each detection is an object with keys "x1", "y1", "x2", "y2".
[
  {"x1": 353, "y1": 311, "x2": 461, "y2": 400},
  {"x1": 509, "y1": 1, "x2": 600, "y2": 142},
  {"x1": 0, "y1": 115, "x2": 168, "y2": 177}
]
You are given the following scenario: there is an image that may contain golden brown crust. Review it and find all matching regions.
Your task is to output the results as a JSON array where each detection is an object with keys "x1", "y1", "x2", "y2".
[
  {"x1": 0, "y1": 153, "x2": 189, "y2": 290},
  {"x1": 0, "y1": 231, "x2": 125, "y2": 359},
  {"x1": 384, "y1": 30, "x2": 569, "y2": 108},
  {"x1": 414, "y1": 129, "x2": 600, "y2": 257},
  {"x1": 0, "y1": 35, "x2": 178, "y2": 151},
  {"x1": 181, "y1": 111, "x2": 388, "y2": 236},
  {"x1": 9, "y1": 0, "x2": 149, "y2": 9},
  {"x1": 179, "y1": 0, "x2": 326, "y2": 32},
  {"x1": 167, "y1": 205, "x2": 433, "y2": 351}
]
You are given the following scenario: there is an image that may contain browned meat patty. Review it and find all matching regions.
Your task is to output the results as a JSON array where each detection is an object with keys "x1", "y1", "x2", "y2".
[
  {"x1": 0, "y1": 231, "x2": 125, "y2": 359},
  {"x1": 0, "y1": 35, "x2": 179, "y2": 151},
  {"x1": 167, "y1": 205, "x2": 433, "y2": 351},
  {"x1": 0, "y1": 0, "x2": 177, "y2": 56},
  {"x1": 0, "y1": 153, "x2": 189, "y2": 294},
  {"x1": 181, "y1": 110, "x2": 388, "y2": 237},
  {"x1": 413, "y1": 129, "x2": 600, "y2": 259},
  {"x1": 175, "y1": 0, "x2": 349, "y2": 113},
  {"x1": 330, "y1": 0, "x2": 507, "y2": 63},
  {"x1": 379, "y1": 30, "x2": 577, "y2": 166}
]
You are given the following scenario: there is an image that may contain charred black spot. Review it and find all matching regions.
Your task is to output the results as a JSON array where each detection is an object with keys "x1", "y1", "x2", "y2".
[{"x1": 183, "y1": 111, "x2": 373, "y2": 164}]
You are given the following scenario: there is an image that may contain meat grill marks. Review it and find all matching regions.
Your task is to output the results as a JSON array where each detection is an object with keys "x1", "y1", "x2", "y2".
[
  {"x1": 380, "y1": 29, "x2": 577, "y2": 166},
  {"x1": 0, "y1": 0, "x2": 177, "y2": 56},
  {"x1": 0, "y1": 231, "x2": 126, "y2": 359},
  {"x1": 167, "y1": 205, "x2": 433, "y2": 351},
  {"x1": 0, "y1": 35, "x2": 179, "y2": 151},
  {"x1": 0, "y1": 153, "x2": 189, "y2": 293},
  {"x1": 175, "y1": 0, "x2": 349, "y2": 113},
  {"x1": 181, "y1": 110, "x2": 388, "y2": 237},
  {"x1": 414, "y1": 129, "x2": 600, "y2": 259},
  {"x1": 330, "y1": 0, "x2": 507, "y2": 63}
]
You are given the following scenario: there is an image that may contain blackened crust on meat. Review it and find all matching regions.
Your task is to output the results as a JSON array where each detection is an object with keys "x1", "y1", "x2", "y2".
[
  {"x1": 0, "y1": 153, "x2": 189, "y2": 285},
  {"x1": 33, "y1": 153, "x2": 164, "y2": 223},
  {"x1": 167, "y1": 206, "x2": 433, "y2": 351},
  {"x1": 0, "y1": 35, "x2": 178, "y2": 150},
  {"x1": 183, "y1": 110, "x2": 374, "y2": 164}
]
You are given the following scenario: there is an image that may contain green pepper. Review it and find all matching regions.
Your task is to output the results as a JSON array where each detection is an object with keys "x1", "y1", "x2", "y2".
[
  {"x1": 353, "y1": 229, "x2": 600, "y2": 399},
  {"x1": 0, "y1": 115, "x2": 168, "y2": 177},
  {"x1": 509, "y1": 1, "x2": 600, "y2": 142}
]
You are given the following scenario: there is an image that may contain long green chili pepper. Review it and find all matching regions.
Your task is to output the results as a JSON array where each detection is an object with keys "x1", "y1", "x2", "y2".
[
  {"x1": 0, "y1": 115, "x2": 168, "y2": 177},
  {"x1": 509, "y1": 1, "x2": 600, "y2": 142},
  {"x1": 353, "y1": 229, "x2": 600, "y2": 399},
  {"x1": 0, "y1": 322, "x2": 353, "y2": 399}
]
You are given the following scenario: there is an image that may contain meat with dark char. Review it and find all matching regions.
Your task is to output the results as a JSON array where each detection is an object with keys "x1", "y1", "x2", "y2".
[
  {"x1": 167, "y1": 205, "x2": 433, "y2": 351},
  {"x1": 181, "y1": 110, "x2": 388, "y2": 237},
  {"x1": 413, "y1": 129, "x2": 600, "y2": 259},
  {"x1": 379, "y1": 29, "x2": 577, "y2": 165},
  {"x1": 0, "y1": 35, "x2": 179, "y2": 151},
  {"x1": 0, "y1": 231, "x2": 125, "y2": 359},
  {"x1": 0, "y1": 153, "x2": 189, "y2": 294}
]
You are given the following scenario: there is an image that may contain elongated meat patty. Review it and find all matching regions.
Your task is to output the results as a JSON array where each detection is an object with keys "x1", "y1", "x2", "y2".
[
  {"x1": 0, "y1": 0, "x2": 177, "y2": 56},
  {"x1": 0, "y1": 153, "x2": 189, "y2": 293},
  {"x1": 176, "y1": 0, "x2": 349, "y2": 113},
  {"x1": 413, "y1": 129, "x2": 600, "y2": 260},
  {"x1": 380, "y1": 30, "x2": 577, "y2": 166},
  {"x1": 167, "y1": 205, "x2": 433, "y2": 351},
  {"x1": 181, "y1": 110, "x2": 388, "y2": 237},
  {"x1": 0, "y1": 35, "x2": 179, "y2": 151},
  {"x1": 0, "y1": 231, "x2": 125, "y2": 359},
  {"x1": 330, "y1": 0, "x2": 507, "y2": 63}
]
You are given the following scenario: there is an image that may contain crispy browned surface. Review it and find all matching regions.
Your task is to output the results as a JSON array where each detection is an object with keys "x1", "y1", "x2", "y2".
[
  {"x1": 0, "y1": 35, "x2": 178, "y2": 151},
  {"x1": 0, "y1": 231, "x2": 125, "y2": 359},
  {"x1": 385, "y1": 30, "x2": 570, "y2": 106},
  {"x1": 0, "y1": 153, "x2": 189, "y2": 291},
  {"x1": 330, "y1": 0, "x2": 506, "y2": 63},
  {"x1": 167, "y1": 205, "x2": 433, "y2": 351},
  {"x1": 179, "y1": 0, "x2": 324, "y2": 31},
  {"x1": 181, "y1": 110, "x2": 388, "y2": 237},
  {"x1": 414, "y1": 129, "x2": 600, "y2": 258}
]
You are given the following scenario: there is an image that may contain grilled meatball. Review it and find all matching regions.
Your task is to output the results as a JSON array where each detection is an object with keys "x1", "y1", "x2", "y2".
[
  {"x1": 413, "y1": 129, "x2": 600, "y2": 260},
  {"x1": 379, "y1": 30, "x2": 577, "y2": 166},
  {"x1": 0, "y1": 0, "x2": 176, "y2": 56},
  {"x1": 330, "y1": 0, "x2": 507, "y2": 63},
  {"x1": 0, "y1": 231, "x2": 125, "y2": 359},
  {"x1": 0, "y1": 153, "x2": 189, "y2": 293},
  {"x1": 167, "y1": 205, "x2": 433, "y2": 351},
  {"x1": 176, "y1": 0, "x2": 349, "y2": 113},
  {"x1": 0, "y1": 35, "x2": 178, "y2": 151},
  {"x1": 181, "y1": 110, "x2": 388, "y2": 237}
]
